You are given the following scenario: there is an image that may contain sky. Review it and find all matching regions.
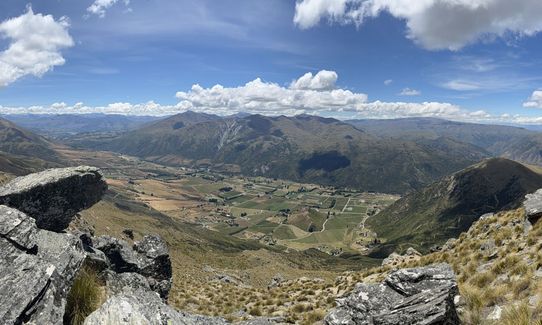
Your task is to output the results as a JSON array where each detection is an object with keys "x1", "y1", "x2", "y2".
[{"x1": 1, "y1": 0, "x2": 542, "y2": 124}]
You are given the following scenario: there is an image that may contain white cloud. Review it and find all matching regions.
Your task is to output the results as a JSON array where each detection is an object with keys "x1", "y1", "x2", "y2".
[
  {"x1": 294, "y1": 0, "x2": 349, "y2": 29},
  {"x1": 524, "y1": 90, "x2": 542, "y2": 108},
  {"x1": 294, "y1": 0, "x2": 542, "y2": 50},
  {"x1": 384, "y1": 79, "x2": 393, "y2": 86},
  {"x1": 174, "y1": 70, "x2": 367, "y2": 116},
  {"x1": 87, "y1": 0, "x2": 130, "y2": 18},
  {"x1": 3, "y1": 71, "x2": 542, "y2": 125},
  {"x1": 442, "y1": 80, "x2": 482, "y2": 91},
  {"x1": 0, "y1": 7, "x2": 74, "y2": 87},
  {"x1": 399, "y1": 88, "x2": 421, "y2": 96},
  {"x1": 290, "y1": 70, "x2": 338, "y2": 90}
]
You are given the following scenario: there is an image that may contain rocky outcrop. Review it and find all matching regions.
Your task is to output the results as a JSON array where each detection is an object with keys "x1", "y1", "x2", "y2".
[
  {"x1": 89, "y1": 234, "x2": 172, "y2": 299},
  {"x1": 0, "y1": 205, "x2": 85, "y2": 324},
  {"x1": 525, "y1": 189, "x2": 542, "y2": 224},
  {"x1": 0, "y1": 166, "x2": 205, "y2": 325},
  {"x1": 0, "y1": 166, "x2": 107, "y2": 232},
  {"x1": 381, "y1": 247, "x2": 422, "y2": 267},
  {"x1": 325, "y1": 263, "x2": 460, "y2": 325}
]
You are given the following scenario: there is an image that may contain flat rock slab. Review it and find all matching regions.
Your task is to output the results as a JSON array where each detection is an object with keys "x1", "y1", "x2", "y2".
[
  {"x1": 0, "y1": 166, "x2": 107, "y2": 232},
  {"x1": 325, "y1": 263, "x2": 460, "y2": 325}
]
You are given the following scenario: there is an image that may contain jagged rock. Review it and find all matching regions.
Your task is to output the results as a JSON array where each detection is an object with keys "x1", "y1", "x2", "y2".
[
  {"x1": 442, "y1": 238, "x2": 457, "y2": 251},
  {"x1": 104, "y1": 271, "x2": 151, "y2": 295},
  {"x1": 84, "y1": 288, "x2": 228, "y2": 325},
  {"x1": 382, "y1": 247, "x2": 422, "y2": 266},
  {"x1": 480, "y1": 239, "x2": 497, "y2": 259},
  {"x1": 268, "y1": 273, "x2": 284, "y2": 289},
  {"x1": 406, "y1": 247, "x2": 422, "y2": 256},
  {"x1": 382, "y1": 252, "x2": 402, "y2": 266},
  {"x1": 486, "y1": 305, "x2": 502, "y2": 321},
  {"x1": 91, "y1": 234, "x2": 172, "y2": 299},
  {"x1": 0, "y1": 205, "x2": 86, "y2": 324},
  {"x1": 325, "y1": 263, "x2": 460, "y2": 325},
  {"x1": 0, "y1": 166, "x2": 107, "y2": 232},
  {"x1": 525, "y1": 189, "x2": 542, "y2": 225}
]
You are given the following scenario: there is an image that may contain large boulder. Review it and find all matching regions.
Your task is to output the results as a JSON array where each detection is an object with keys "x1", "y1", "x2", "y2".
[
  {"x1": 0, "y1": 205, "x2": 86, "y2": 324},
  {"x1": 325, "y1": 263, "x2": 460, "y2": 325},
  {"x1": 0, "y1": 166, "x2": 107, "y2": 232},
  {"x1": 525, "y1": 189, "x2": 542, "y2": 224}
]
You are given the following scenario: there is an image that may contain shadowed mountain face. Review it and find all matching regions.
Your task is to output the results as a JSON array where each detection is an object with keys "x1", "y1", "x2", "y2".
[
  {"x1": 368, "y1": 158, "x2": 542, "y2": 256},
  {"x1": 347, "y1": 117, "x2": 542, "y2": 166},
  {"x1": 66, "y1": 112, "x2": 489, "y2": 194}
]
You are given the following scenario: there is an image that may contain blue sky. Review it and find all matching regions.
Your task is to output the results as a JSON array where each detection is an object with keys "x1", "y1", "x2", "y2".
[{"x1": 1, "y1": 0, "x2": 542, "y2": 123}]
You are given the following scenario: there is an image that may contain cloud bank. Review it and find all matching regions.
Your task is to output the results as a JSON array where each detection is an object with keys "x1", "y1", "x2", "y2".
[
  {"x1": 2, "y1": 70, "x2": 541, "y2": 124},
  {"x1": 294, "y1": 0, "x2": 542, "y2": 50},
  {"x1": 0, "y1": 7, "x2": 74, "y2": 87}
]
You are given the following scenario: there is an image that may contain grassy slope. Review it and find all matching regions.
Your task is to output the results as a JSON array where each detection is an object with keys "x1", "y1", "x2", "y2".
[
  {"x1": 367, "y1": 158, "x2": 542, "y2": 256},
  {"x1": 80, "y1": 189, "x2": 380, "y2": 322}
]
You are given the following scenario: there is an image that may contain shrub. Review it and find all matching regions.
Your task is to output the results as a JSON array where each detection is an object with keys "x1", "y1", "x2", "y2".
[{"x1": 64, "y1": 267, "x2": 101, "y2": 325}]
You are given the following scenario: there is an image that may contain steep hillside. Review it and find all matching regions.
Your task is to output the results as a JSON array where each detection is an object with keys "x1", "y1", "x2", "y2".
[
  {"x1": 367, "y1": 158, "x2": 542, "y2": 256},
  {"x1": 348, "y1": 117, "x2": 542, "y2": 166},
  {"x1": 69, "y1": 113, "x2": 489, "y2": 194},
  {"x1": 0, "y1": 117, "x2": 66, "y2": 169}
]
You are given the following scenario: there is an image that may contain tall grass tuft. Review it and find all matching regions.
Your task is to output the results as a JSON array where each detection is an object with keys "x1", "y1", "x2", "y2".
[{"x1": 64, "y1": 267, "x2": 101, "y2": 325}]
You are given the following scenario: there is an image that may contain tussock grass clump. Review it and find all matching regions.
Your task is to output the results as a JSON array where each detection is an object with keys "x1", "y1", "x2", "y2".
[
  {"x1": 501, "y1": 303, "x2": 532, "y2": 325},
  {"x1": 64, "y1": 267, "x2": 102, "y2": 325}
]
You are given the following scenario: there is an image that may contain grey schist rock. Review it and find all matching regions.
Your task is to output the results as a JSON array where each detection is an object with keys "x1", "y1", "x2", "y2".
[
  {"x1": 525, "y1": 189, "x2": 542, "y2": 225},
  {"x1": 84, "y1": 288, "x2": 229, "y2": 325},
  {"x1": 0, "y1": 166, "x2": 107, "y2": 232},
  {"x1": 325, "y1": 263, "x2": 460, "y2": 325},
  {"x1": 91, "y1": 234, "x2": 173, "y2": 299},
  {"x1": 0, "y1": 205, "x2": 85, "y2": 324}
]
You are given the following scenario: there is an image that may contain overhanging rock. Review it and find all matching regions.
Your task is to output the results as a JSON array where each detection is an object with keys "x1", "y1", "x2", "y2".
[{"x1": 0, "y1": 166, "x2": 107, "y2": 232}]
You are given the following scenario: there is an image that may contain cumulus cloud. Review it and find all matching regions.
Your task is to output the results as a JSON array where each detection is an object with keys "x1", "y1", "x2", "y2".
[
  {"x1": 384, "y1": 79, "x2": 393, "y2": 86},
  {"x1": 524, "y1": 90, "x2": 542, "y2": 108},
  {"x1": 87, "y1": 0, "x2": 130, "y2": 18},
  {"x1": 0, "y1": 7, "x2": 74, "y2": 87},
  {"x1": 290, "y1": 70, "x2": 338, "y2": 90},
  {"x1": 399, "y1": 88, "x2": 421, "y2": 96},
  {"x1": 293, "y1": 0, "x2": 542, "y2": 50},
  {"x1": 174, "y1": 71, "x2": 366, "y2": 116}
]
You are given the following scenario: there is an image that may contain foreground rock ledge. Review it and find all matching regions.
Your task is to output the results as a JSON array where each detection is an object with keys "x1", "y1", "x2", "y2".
[
  {"x1": 325, "y1": 263, "x2": 460, "y2": 325},
  {"x1": 0, "y1": 205, "x2": 85, "y2": 324},
  {"x1": 0, "y1": 166, "x2": 107, "y2": 232}
]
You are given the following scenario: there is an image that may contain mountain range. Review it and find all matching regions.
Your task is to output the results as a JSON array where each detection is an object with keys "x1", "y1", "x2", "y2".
[
  {"x1": 2, "y1": 114, "x2": 161, "y2": 138},
  {"x1": 66, "y1": 112, "x2": 490, "y2": 194},
  {"x1": 348, "y1": 117, "x2": 542, "y2": 165}
]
